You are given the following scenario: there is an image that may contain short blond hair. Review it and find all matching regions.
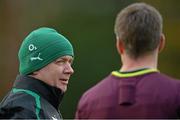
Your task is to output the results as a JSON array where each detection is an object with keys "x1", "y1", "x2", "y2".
[{"x1": 114, "y1": 3, "x2": 162, "y2": 58}]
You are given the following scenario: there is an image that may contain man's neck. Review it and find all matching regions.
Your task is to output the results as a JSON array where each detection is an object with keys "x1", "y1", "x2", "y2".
[{"x1": 120, "y1": 53, "x2": 158, "y2": 72}]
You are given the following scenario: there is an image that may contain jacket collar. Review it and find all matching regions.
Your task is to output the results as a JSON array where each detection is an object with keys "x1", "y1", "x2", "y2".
[{"x1": 13, "y1": 75, "x2": 64, "y2": 110}]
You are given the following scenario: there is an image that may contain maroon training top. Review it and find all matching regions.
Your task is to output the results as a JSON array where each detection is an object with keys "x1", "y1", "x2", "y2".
[{"x1": 75, "y1": 68, "x2": 180, "y2": 119}]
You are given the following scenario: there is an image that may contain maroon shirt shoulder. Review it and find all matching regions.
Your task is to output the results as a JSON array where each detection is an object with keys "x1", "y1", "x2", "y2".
[{"x1": 75, "y1": 72, "x2": 180, "y2": 119}]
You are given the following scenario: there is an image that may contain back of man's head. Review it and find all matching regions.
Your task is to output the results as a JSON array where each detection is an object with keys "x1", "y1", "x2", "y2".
[{"x1": 114, "y1": 3, "x2": 163, "y2": 59}]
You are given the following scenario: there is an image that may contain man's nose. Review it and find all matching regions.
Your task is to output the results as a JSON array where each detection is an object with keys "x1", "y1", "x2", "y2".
[{"x1": 64, "y1": 63, "x2": 74, "y2": 74}]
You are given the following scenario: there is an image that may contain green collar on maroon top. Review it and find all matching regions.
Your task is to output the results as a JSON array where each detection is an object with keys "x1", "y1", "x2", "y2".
[{"x1": 112, "y1": 68, "x2": 159, "y2": 78}]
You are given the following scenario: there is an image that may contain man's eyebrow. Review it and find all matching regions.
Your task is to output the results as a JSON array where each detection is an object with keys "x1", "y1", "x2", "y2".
[{"x1": 58, "y1": 57, "x2": 73, "y2": 61}]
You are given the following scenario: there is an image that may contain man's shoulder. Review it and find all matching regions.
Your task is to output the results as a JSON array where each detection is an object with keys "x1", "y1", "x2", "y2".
[
  {"x1": 0, "y1": 89, "x2": 36, "y2": 110},
  {"x1": 0, "y1": 91, "x2": 37, "y2": 119},
  {"x1": 79, "y1": 74, "x2": 115, "y2": 102},
  {"x1": 0, "y1": 104, "x2": 37, "y2": 119},
  {"x1": 154, "y1": 72, "x2": 180, "y2": 84}
]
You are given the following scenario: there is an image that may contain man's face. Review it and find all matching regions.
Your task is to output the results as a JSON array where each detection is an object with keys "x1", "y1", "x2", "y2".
[{"x1": 34, "y1": 55, "x2": 74, "y2": 92}]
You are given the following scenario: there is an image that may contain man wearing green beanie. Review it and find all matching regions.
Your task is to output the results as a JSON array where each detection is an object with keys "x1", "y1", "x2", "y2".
[{"x1": 0, "y1": 27, "x2": 74, "y2": 119}]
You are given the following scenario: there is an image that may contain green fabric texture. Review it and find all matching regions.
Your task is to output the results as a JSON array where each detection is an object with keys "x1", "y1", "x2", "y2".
[{"x1": 18, "y1": 27, "x2": 74, "y2": 75}]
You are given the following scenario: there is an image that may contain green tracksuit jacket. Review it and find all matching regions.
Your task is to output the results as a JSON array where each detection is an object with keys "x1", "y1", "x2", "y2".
[{"x1": 0, "y1": 75, "x2": 64, "y2": 119}]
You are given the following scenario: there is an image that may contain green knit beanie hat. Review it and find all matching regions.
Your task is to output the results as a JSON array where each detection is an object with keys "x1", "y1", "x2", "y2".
[{"x1": 18, "y1": 27, "x2": 74, "y2": 75}]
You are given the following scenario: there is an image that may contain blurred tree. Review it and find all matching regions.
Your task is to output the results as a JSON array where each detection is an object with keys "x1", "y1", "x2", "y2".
[{"x1": 0, "y1": 0, "x2": 179, "y2": 118}]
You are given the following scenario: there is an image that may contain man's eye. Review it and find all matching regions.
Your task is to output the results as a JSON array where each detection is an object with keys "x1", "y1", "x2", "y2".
[
  {"x1": 55, "y1": 60, "x2": 65, "y2": 64},
  {"x1": 69, "y1": 60, "x2": 73, "y2": 65},
  {"x1": 55, "y1": 58, "x2": 73, "y2": 65}
]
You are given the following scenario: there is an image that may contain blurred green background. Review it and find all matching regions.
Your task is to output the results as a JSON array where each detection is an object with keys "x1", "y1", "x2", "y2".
[{"x1": 0, "y1": 0, "x2": 180, "y2": 118}]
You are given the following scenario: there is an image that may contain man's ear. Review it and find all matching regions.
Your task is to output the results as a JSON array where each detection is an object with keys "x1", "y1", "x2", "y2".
[
  {"x1": 158, "y1": 33, "x2": 165, "y2": 53},
  {"x1": 116, "y1": 37, "x2": 124, "y2": 55}
]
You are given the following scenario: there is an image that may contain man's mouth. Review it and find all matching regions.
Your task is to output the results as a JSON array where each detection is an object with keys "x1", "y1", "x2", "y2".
[{"x1": 59, "y1": 79, "x2": 68, "y2": 85}]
